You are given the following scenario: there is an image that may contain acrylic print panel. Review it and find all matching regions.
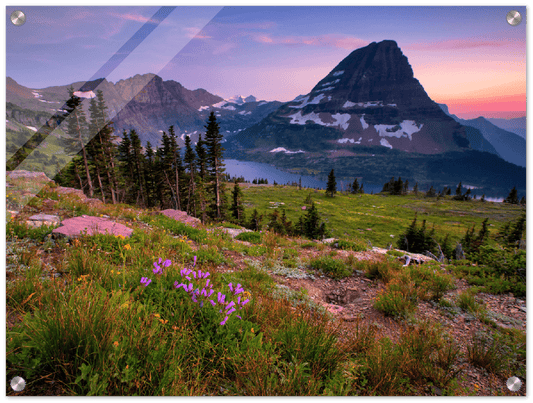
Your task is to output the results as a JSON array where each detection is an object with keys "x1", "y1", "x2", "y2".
[{"x1": 5, "y1": 3, "x2": 528, "y2": 397}]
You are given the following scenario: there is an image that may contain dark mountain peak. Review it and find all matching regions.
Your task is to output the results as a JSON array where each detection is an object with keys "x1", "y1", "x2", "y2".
[{"x1": 79, "y1": 78, "x2": 106, "y2": 92}]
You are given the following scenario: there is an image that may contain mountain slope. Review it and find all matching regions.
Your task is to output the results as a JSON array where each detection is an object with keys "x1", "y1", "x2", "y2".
[
  {"x1": 6, "y1": 75, "x2": 282, "y2": 147},
  {"x1": 487, "y1": 117, "x2": 526, "y2": 140},
  {"x1": 438, "y1": 104, "x2": 526, "y2": 168},
  {"x1": 228, "y1": 40, "x2": 470, "y2": 156}
]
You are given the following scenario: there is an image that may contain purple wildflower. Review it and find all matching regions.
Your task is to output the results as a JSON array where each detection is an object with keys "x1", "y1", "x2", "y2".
[
  {"x1": 140, "y1": 277, "x2": 152, "y2": 287},
  {"x1": 220, "y1": 316, "x2": 229, "y2": 326},
  {"x1": 227, "y1": 307, "x2": 236, "y2": 315},
  {"x1": 208, "y1": 289, "x2": 214, "y2": 297},
  {"x1": 226, "y1": 301, "x2": 235, "y2": 310},
  {"x1": 241, "y1": 298, "x2": 250, "y2": 306},
  {"x1": 236, "y1": 315, "x2": 242, "y2": 320},
  {"x1": 209, "y1": 300, "x2": 216, "y2": 306},
  {"x1": 228, "y1": 283, "x2": 233, "y2": 292},
  {"x1": 163, "y1": 259, "x2": 172, "y2": 268},
  {"x1": 193, "y1": 255, "x2": 197, "y2": 267},
  {"x1": 205, "y1": 279, "x2": 210, "y2": 288}
]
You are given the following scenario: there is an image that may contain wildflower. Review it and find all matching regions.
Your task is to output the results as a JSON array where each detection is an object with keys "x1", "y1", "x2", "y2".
[
  {"x1": 251, "y1": 328, "x2": 255, "y2": 333},
  {"x1": 123, "y1": 244, "x2": 131, "y2": 250},
  {"x1": 193, "y1": 255, "x2": 197, "y2": 267},
  {"x1": 226, "y1": 307, "x2": 236, "y2": 315},
  {"x1": 113, "y1": 341, "x2": 119, "y2": 347},
  {"x1": 226, "y1": 301, "x2": 236, "y2": 310},
  {"x1": 159, "y1": 319, "x2": 168, "y2": 324},
  {"x1": 154, "y1": 313, "x2": 160, "y2": 318},
  {"x1": 220, "y1": 316, "x2": 229, "y2": 326},
  {"x1": 140, "y1": 277, "x2": 151, "y2": 287},
  {"x1": 209, "y1": 300, "x2": 216, "y2": 306}
]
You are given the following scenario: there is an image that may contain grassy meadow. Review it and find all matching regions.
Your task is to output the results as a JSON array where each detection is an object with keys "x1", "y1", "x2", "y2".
[{"x1": 5, "y1": 179, "x2": 526, "y2": 396}]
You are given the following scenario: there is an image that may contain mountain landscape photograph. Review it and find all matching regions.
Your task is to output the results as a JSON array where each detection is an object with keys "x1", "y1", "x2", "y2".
[{"x1": 5, "y1": 5, "x2": 527, "y2": 397}]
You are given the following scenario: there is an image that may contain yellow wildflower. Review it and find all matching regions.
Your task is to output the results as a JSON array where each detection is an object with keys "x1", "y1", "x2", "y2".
[
  {"x1": 159, "y1": 319, "x2": 168, "y2": 324},
  {"x1": 113, "y1": 341, "x2": 119, "y2": 347},
  {"x1": 154, "y1": 313, "x2": 160, "y2": 318},
  {"x1": 126, "y1": 365, "x2": 129, "y2": 369},
  {"x1": 251, "y1": 328, "x2": 255, "y2": 333},
  {"x1": 123, "y1": 244, "x2": 131, "y2": 250}
]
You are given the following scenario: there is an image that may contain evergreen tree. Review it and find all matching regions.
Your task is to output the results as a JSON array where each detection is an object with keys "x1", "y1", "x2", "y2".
[
  {"x1": 455, "y1": 182, "x2": 463, "y2": 197},
  {"x1": 507, "y1": 214, "x2": 526, "y2": 247},
  {"x1": 446, "y1": 188, "x2": 452, "y2": 196},
  {"x1": 393, "y1": 177, "x2": 404, "y2": 195},
  {"x1": 403, "y1": 179, "x2": 409, "y2": 195},
  {"x1": 480, "y1": 194, "x2": 486, "y2": 202},
  {"x1": 168, "y1": 126, "x2": 184, "y2": 211},
  {"x1": 302, "y1": 202, "x2": 328, "y2": 239},
  {"x1": 249, "y1": 208, "x2": 263, "y2": 231},
  {"x1": 184, "y1": 135, "x2": 197, "y2": 216},
  {"x1": 351, "y1": 178, "x2": 360, "y2": 194},
  {"x1": 326, "y1": 169, "x2": 337, "y2": 197},
  {"x1": 144, "y1": 141, "x2": 156, "y2": 208},
  {"x1": 413, "y1": 182, "x2": 419, "y2": 195},
  {"x1": 520, "y1": 196, "x2": 526, "y2": 206},
  {"x1": 204, "y1": 112, "x2": 226, "y2": 220},
  {"x1": 426, "y1": 186, "x2": 436, "y2": 197},
  {"x1": 231, "y1": 181, "x2": 246, "y2": 224},
  {"x1": 129, "y1": 130, "x2": 147, "y2": 206},
  {"x1": 64, "y1": 87, "x2": 94, "y2": 197},
  {"x1": 504, "y1": 186, "x2": 519, "y2": 204},
  {"x1": 195, "y1": 133, "x2": 207, "y2": 182},
  {"x1": 359, "y1": 184, "x2": 364, "y2": 194}
]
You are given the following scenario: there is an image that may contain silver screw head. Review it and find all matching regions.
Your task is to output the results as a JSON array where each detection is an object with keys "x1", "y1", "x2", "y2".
[
  {"x1": 10, "y1": 10, "x2": 26, "y2": 26},
  {"x1": 507, "y1": 376, "x2": 522, "y2": 392},
  {"x1": 10, "y1": 376, "x2": 26, "y2": 392},
  {"x1": 506, "y1": 10, "x2": 522, "y2": 26}
]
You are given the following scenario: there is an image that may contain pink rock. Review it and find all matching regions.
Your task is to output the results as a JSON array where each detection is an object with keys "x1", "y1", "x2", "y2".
[
  {"x1": 160, "y1": 209, "x2": 201, "y2": 227},
  {"x1": 52, "y1": 215, "x2": 133, "y2": 238}
]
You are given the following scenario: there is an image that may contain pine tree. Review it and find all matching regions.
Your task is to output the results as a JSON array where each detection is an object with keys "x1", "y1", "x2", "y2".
[
  {"x1": 129, "y1": 130, "x2": 146, "y2": 206},
  {"x1": 195, "y1": 133, "x2": 207, "y2": 182},
  {"x1": 351, "y1": 178, "x2": 360, "y2": 194},
  {"x1": 168, "y1": 126, "x2": 183, "y2": 211},
  {"x1": 520, "y1": 196, "x2": 526, "y2": 206},
  {"x1": 413, "y1": 182, "x2": 419, "y2": 195},
  {"x1": 455, "y1": 182, "x2": 463, "y2": 198},
  {"x1": 64, "y1": 87, "x2": 94, "y2": 197},
  {"x1": 326, "y1": 169, "x2": 337, "y2": 197},
  {"x1": 184, "y1": 135, "x2": 197, "y2": 216},
  {"x1": 144, "y1": 141, "x2": 156, "y2": 208},
  {"x1": 204, "y1": 112, "x2": 226, "y2": 220},
  {"x1": 504, "y1": 186, "x2": 519, "y2": 204},
  {"x1": 249, "y1": 208, "x2": 262, "y2": 231},
  {"x1": 231, "y1": 181, "x2": 245, "y2": 224}
]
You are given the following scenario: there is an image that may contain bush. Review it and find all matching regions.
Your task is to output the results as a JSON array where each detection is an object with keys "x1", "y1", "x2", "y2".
[
  {"x1": 396, "y1": 213, "x2": 437, "y2": 255},
  {"x1": 335, "y1": 239, "x2": 368, "y2": 252},
  {"x1": 374, "y1": 278, "x2": 418, "y2": 318},
  {"x1": 235, "y1": 231, "x2": 262, "y2": 244},
  {"x1": 309, "y1": 256, "x2": 352, "y2": 279}
]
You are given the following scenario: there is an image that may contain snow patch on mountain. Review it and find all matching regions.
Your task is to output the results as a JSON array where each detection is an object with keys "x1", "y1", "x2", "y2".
[
  {"x1": 238, "y1": 110, "x2": 252, "y2": 115},
  {"x1": 73, "y1": 90, "x2": 96, "y2": 99},
  {"x1": 374, "y1": 120, "x2": 423, "y2": 140},
  {"x1": 288, "y1": 111, "x2": 350, "y2": 130},
  {"x1": 258, "y1": 101, "x2": 268, "y2": 106},
  {"x1": 288, "y1": 93, "x2": 325, "y2": 109},
  {"x1": 321, "y1": 79, "x2": 340, "y2": 86},
  {"x1": 270, "y1": 147, "x2": 305, "y2": 154},
  {"x1": 198, "y1": 106, "x2": 210, "y2": 111},
  {"x1": 332, "y1": 70, "x2": 344, "y2": 76},
  {"x1": 380, "y1": 138, "x2": 393, "y2": 149},
  {"x1": 221, "y1": 104, "x2": 236, "y2": 111},
  {"x1": 338, "y1": 138, "x2": 355, "y2": 144},
  {"x1": 317, "y1": 86, "x2": 335, "y2": 92},
  {"x1": 31, "y1": 91, "x2": 42, "y2": 98},
  {"x1": 360, "y1": 115, "x2": 369, "y2": 130},
  {"x1": 25, "y1": 126, "x2": 37, "y2": 131},
  {"x1": 343, "y1": 101, "x2": 356, "y2": 108}
]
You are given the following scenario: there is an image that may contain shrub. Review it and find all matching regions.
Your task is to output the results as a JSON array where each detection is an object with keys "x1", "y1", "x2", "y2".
[
  {"x1": 335, "y1": 239, "x2": 368, "y2": 252},
  {"x1": 235, "y1": 231, "x2": 262, "y2": 244},
  {"x1": 309, "y1": 256, "x2": 352, "y2": 279},
  {"x1": 396, "y1": 213, "x2": 437, "y2": 255},
  {"x1": 374, "y1": 277, "x2": 418, "y2": 318}
]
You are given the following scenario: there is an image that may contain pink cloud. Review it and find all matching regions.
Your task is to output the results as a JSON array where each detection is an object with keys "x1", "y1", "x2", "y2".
[
  {"x1": 406, "y1": 38, "x2": 519, "y2": 51},
  {"x1": 252, "y1": 33, "x2": 367, "y2": 50},
  {"x1": 183, "y1": 27, "x2": 212, "y2": 39}
]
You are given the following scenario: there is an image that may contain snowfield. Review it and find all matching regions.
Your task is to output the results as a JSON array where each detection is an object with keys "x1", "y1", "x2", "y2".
[
  {"x1": 198, "y1": 106, "x2": 210, "y2": 111},
  {"x1": 380, "y1": 138, "x2": 393, "y2": 149},
  {"x1": 287, "y1": 111, "x2": 351, "y2": 130},
  {"x1": 288, "y1": 94, "x2": 325, "y2": 109},
  {"x1": 321, "y1": 79, "x2": 340, "y2": 86},
  {"x1": 374, "y1": 120, "x2": 423, "y2": 140},
  {"x1": 73, "y1": 90, "x2": 96, "y2": 99},
  {"x1": 337, "y1": 136, "x2": 363, "y2": 145},
  {"x1": 332, "y1": 70, "x2": 344, "y2": 76},
  {"x1": 360, "y1": 115, "x2": 369, "y2": 130},
  {"x1": 270, "y1": 147, "x2": 305, "y2": 154},
  {"x1": 238, "y1": 111, "x2": 252, "y2": 115},
  {"x1": 25, "y1": 126, "x2": 37, "y2": 131}
]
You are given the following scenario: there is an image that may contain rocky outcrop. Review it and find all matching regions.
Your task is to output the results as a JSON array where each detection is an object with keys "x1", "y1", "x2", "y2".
[
  {"x1": 52, "y1": 215, "x2": 133, "y2": 239},
  {"x1": 160, "y1": 209, "x2": 201, "y2": 227}
]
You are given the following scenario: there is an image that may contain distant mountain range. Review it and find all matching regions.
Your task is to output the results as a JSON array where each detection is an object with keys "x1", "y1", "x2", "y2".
[
  {"x1": 6, "y1": 74, "x2": 282, "y2": 147},
  {"x1": 6, "y1": 40, "x2": 526, "y2": 194}
]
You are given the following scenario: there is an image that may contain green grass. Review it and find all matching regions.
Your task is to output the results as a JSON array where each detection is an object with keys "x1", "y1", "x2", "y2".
[
  {"x1": 238, "y1": 184, "x2": 525, "y2": 248},
  {"x1": 5, "y1": 180, "x2": 526, "y2": 396}
]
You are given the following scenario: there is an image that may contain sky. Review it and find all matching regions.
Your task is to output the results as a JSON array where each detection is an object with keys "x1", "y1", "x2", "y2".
[{"x1": 5, "y1": 4, "x2": 527, "y2": 119}]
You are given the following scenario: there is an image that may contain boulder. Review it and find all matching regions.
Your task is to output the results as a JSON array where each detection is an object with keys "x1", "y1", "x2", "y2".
[
  {"x1": 7, "y1": 170, "x2": 52, "y2": 182},
  {"x1": 26, "y1": 213, "x2": 61, "y2": 228},
  {"x1": 160, "y1": 209, "x2": 201, "y2": 227},
  {"x1": 52, "y1": 215, "x2": 133, "y2": 239}
]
